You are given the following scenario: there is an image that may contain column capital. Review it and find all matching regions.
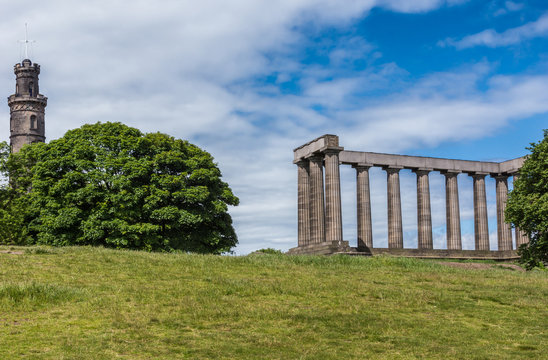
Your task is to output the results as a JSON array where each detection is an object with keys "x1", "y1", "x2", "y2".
[
  {"x1": 307, "y1": 154, "x2": 324, "y2": 162},
  {"x1": 442, "y1": 170, "x2": 460, "y2": 178},
  {"x1": 493, "y1": 174, "x2": 509, "y2": 180},
  {"x1": 469, "y1": 172, "x2": 488, "y2": 179},
  {"x1": 295, "y1": 159, "x2": 309, "y2": 167},
  {"x1": 353, "y1": 163, "x2": 373, "y2": 170},
  {"x1": 322, "y1": 148, "x2": 343, "y2": 155},
  {"x1": 383, "y1": 165, "x2": 403, "y2": 174},
  {"x1": 413, "y1": 168, "x2": 432, "y2": 175}
]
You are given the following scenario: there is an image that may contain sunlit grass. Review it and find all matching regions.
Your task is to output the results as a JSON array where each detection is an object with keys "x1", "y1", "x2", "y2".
[{"x1": 0, "y1": 246, "x2": 546, "y2": 359}]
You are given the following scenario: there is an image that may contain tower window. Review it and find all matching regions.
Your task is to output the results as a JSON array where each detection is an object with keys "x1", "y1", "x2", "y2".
[
  {"x1": 29, "y1": 82, "x2": 33, "y2": 96},
  {"x1": 16, "y1": 84, "x2": 19, "y2": 95},
  {"x1": 30, "y1": 115, "x2": 37, "y2": 130}
]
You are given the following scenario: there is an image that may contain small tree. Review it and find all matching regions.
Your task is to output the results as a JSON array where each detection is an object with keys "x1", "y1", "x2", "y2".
[
  {"x1": 506, "y1": 130, "x2": 548, "y2": 269},
  {"x1": 3, "y1": 122, "x2": 239, "y2": 254}
]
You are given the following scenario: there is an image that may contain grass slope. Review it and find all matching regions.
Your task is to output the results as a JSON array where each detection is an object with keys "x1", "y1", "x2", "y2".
[{"x1": 0, "y1": 246, "x2": 546, "y2": 359}]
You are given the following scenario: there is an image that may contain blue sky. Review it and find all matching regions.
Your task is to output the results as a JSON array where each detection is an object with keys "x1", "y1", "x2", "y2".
[{"x1": 0, "y1": 0, "x2": 546, "y2": 254}]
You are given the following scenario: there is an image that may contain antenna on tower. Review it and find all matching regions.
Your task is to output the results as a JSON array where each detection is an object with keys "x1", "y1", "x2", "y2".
[{"x1": 18, "y1": 23, "x2": 36, "y2": 60}]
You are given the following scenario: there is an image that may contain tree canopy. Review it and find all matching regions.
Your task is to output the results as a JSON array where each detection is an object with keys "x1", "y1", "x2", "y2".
[
  {"x1": 506, "y1": 130, "x2": 548, "y2": 269},
  {"x1": 0, "y1": 122, "x2": 239, "y2": 254}
]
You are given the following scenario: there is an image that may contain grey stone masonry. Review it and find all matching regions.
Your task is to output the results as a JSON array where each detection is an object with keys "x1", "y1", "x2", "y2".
[
  {"x1": 472, "y1": 174, "x2": 490, "y2": 251},
  {"x1": 516, "y1": 228, "x2": 529, "y2": 248},
  {"x1": 324, "y1": 149, "x2": 343, "y2": 244},
  {"x1": 8, "y1": 59, "x2": 47, "y2": 153},
  {"x1": 297, "y1": 160, "x2": 311, "y2": 246},
  {"x1": 355, "y1": 165, "x2": 373, "y2": 250},
  {"x1": 308, "y1": 155, "x2": 326, "y2": 244},
  {"x1": 444, "y1": 171, "x2": 462, "y2": 250},
  {"x1": 414, "y1": 169, "x2": 433, "y2": 249},
  {"x1": 512, "y1": 173, "x2": 530, "y2": 248},
  {"x1": 385, "y1": 166, "x2": 404, "y2": 249},
  {"x1": 290, "y1": 134, "x2": 525, "y2": 259},
  {"x1": 338, "y1": 151, "x2": 524, "y2": 174},
  {"x1": 496, "y1": 176, "x2": 513, "y2": 251}
]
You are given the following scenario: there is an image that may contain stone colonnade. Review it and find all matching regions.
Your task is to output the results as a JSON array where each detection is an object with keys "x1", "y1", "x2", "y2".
[{"x1": 293, "y1": 135, "x2": 528, "y2": 255}]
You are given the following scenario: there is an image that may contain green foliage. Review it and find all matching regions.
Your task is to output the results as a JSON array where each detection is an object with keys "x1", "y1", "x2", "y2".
[
  {"x1": 253, "y1": 248, "x2": 284, "y2": 255},
  {"x1": 2, "y1": 122, "x2": 239, "y2": 253},
  {"x1": 507, "y1": 130, "x2": 548, "y2": 270},
  {"x1": 0, "y1": 141, "x2": 30, "y2": 245}
]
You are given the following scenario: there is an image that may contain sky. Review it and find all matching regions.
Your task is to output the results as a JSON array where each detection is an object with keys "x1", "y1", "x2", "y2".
[{"x1": 0, "y1": 0, "x2": 546, "y2": 254}]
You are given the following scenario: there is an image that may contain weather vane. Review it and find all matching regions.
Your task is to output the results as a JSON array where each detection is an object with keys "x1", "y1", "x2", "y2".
[{"x1": 18, "y1": 23, "x2": 35, "y2": 60}]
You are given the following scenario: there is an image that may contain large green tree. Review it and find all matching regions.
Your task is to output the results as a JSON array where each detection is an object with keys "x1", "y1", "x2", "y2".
[
  {"x1": 506, "y1": 130, "x2": 548, "y2": 269},
  {"x1": 1, "y1": 122, "x2": 239, "y2": 253}
]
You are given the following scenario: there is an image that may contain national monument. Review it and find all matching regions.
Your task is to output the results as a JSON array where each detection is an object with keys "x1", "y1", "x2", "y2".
[{"x1": 288, "y1": 134, "x2": 529, "y2": 259}]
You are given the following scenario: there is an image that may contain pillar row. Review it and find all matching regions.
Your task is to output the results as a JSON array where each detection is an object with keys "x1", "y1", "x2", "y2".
[
  {"x1": 324, "y1": 150, "x2": 343, "y2": 244},
  {"x1": 308, "y1": 155, "x2": 325, "y2": 244},
  {"x1": 414, "y1": 169, "x2": 433, "y2": 249},
  {"x1": 472, "y1": 174, "x2": 490, "y2": 251},
  {"x1": 444, "y1": 171, "x2": 462, "y2": 250},
  {"x1": 385, "y1": 166, "x2": 403, "y2": 249},
  {"x1": 495, "y1": 175, "x2": 513, "y2": 251},
  {"x1": 355, "y1": 165, "x2": 373, "y2": 249},
  {"x1": 296, "y1": 160, "x2": 311, "y2": 246}
]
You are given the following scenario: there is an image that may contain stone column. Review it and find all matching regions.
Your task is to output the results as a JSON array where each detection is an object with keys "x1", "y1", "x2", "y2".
[
  {"x1": 472, "y1": 174, "x2": 490, "y2": 251},
  {"x1": 355, "y1": 164, "x2": 373, "y2": 249},
  {"x1": 324, "y1": 150, "x2": 343, "y2": 244},
  {"x1": 308, "y1": 155, "x2": 325, "y2": 244},
  {"x1": 444, "y1": 171, "x2": 462, "y2": 250},
  {"x1": 385, "y1": 166, "x2": 403, "y2": 249},
  {"x1": 513, "y1": 173, "x2": 529, "y2": 247},
  {"x1": 495, "y1": 175, "x2": 513, "y2": 251},
  {"x1": 516, "y1": 228, "x2": 529, "y2": 248},
  {"x1": 414, "y1": 169, "x2": 433, "y2": 249},
  {"x1": 296, "y1": 160, "x2": 311, "y2": 247}
]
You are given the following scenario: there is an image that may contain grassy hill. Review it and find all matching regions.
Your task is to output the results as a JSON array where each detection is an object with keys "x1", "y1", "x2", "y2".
[{"x1": 0, "y1": 246, "x2": 546, "y2": 359}]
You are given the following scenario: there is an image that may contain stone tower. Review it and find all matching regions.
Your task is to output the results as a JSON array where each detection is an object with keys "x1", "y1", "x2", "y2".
[{"x1": 7, "y1": 59, "x2": 47, "y2": 153}]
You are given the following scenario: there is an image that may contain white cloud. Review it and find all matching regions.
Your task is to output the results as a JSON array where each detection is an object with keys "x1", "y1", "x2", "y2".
[
  {"x1": 494, "y1": 1, "x2": 524, "y2": 17},
  {"x1": 442, "y1": 12, "x2": 548, "y2": 49},
  {"x1": 380, "y1": 0, "x2": 468, "y2": 13}
]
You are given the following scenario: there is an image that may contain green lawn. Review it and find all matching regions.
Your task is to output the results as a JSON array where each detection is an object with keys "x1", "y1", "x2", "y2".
[{"x1": 0, "y1": 246, "x2": 546, "y2": 359}]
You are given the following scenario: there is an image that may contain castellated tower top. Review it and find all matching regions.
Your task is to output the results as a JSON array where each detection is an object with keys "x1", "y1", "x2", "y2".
[
  {"x1": 7, "y1": 59, "x2": 48, "y2": 153},
  {"x1": 14, "y1": 59, "x2": 41, "y2": 96}
]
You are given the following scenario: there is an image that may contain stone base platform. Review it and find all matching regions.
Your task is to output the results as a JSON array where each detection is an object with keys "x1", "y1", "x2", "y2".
[
  {"x1": 286, "y1": 241, "x2": 355, "y2": 255},
  {"x1": 287, "y1": 243, "x2": 519, "y2": 261}
]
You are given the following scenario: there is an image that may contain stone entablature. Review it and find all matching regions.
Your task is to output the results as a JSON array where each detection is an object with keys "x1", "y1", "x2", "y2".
[
  {"x1": 289, "y1": 134, "x2": 528, "y2": 259},
  {"x1": 294, "y1": 135, "x2": 523, "y2": 175}
]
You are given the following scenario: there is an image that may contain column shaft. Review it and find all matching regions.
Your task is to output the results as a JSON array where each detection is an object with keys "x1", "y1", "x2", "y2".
[
  {"x1": 444, "y1": 172, "x2": 462, "y2": 250},
  {"x1": 496, "y1": 176, "x2": 513, "y2": 251},
  {"x1": 516, "y1": 228, "x2": 529, "y2": 248},
  {"x1": 386, "y1": 167, "x2": 403, "y2": 248},
  {"x1": 513, "y1": 174, "x2": 530, "y2": 247},
  {"x1": 415, "y1": 170, "x2": 433, "y2": 249},
  {"x1": 473, "y1": 174, "x2": 490, "y2": 251},
  {"x1": 308, "y1": 156, "x2": 325, "y2": 244},
  {"x1": 324, "y1": 150, "x2": 343, "y2": 244},
  {"x1": 297, "y1": 161, "x2": 311, "y2": 247},
  {"x1": 356, "y1": 165, "x2": 373, "y2": 249}
]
